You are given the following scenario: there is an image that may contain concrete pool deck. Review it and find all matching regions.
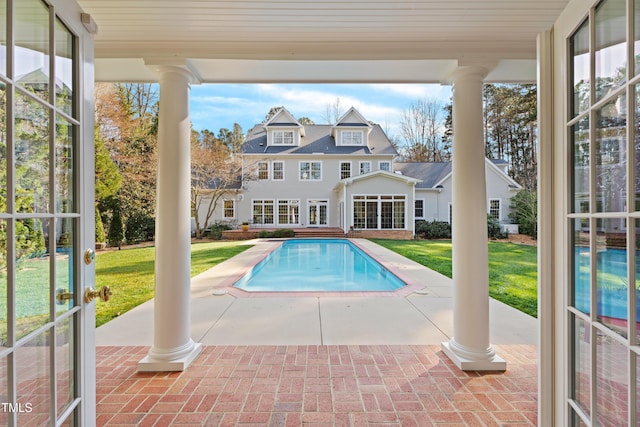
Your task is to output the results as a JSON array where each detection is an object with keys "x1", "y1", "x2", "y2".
[{"x1": 96, "y1": 238, "x2": 538, "y2": 347}]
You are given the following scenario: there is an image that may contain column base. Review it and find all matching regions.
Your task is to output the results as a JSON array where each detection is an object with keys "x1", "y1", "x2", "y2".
[
  {"x1": 138, "y1": 342, "x2": 202, "y2": 372},
  {"x1": 441, "y1": 341, "x2": 506, "y2": 371}
]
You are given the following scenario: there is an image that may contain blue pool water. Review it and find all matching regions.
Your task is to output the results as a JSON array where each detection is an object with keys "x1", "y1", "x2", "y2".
[
  {"x1": 233, "y1": 239, "x2": 405, "y2": 292},
  {"x1": 574, "y1": 247, "x2": 640, "y2": 323}
]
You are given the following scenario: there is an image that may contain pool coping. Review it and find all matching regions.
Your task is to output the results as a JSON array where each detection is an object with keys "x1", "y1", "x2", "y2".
[{"x1": 211, "y1": 238, "x2": 427, "y2": 298}]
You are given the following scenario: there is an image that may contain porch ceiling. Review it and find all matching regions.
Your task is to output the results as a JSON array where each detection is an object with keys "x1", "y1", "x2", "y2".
[{"x1": 77, "y1": 0, "x2": 569, "y2": 83}]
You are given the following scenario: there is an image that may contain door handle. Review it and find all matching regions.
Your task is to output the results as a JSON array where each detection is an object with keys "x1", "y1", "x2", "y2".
[
  {"x1": 55, "y1": 288, "x2": 73, "y2": 305},
  {"x1": 83, "y1": 286, "x2": 112, "y2": 304}
]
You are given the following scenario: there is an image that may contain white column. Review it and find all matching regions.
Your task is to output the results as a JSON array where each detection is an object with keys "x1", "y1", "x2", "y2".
[
  {"x1": 441, "y1": 66, "x2": 506, "y2": 371},
  {"x1": 138, "y1": 63, "x2": 202, "y2": 371}
]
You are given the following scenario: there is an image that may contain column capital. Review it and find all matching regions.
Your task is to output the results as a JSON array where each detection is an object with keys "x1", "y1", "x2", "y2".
[
  {"x1": 144, "y1": 58, "x2": 202, "y2": 84},
  {"x1": 444, "y1": 61, "x2": 496, "y2": 84}
]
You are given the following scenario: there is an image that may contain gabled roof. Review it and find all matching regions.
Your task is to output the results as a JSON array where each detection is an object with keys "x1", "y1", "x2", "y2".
[
  {"x1": 333, "y1": 107, "x2": 372, "y2": 128},
  {"x1": 333, "y1": 169, "x2": 421, "y2": 191},
  {"x1": 263, "y1": 107, "x2": 305, "y2": 136},
  {"x1": 243, "y1": 123, "x2": 397, "y2": 156},
  {"x1": 394, "y1": 158, "x2": 522, "y2": 189}
]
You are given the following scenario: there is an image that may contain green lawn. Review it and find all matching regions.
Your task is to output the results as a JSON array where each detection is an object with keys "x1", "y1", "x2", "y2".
[
  {"x1": 371, "y1": 239, "x2": 538, "y2": 317},
  {"x1": 95, "y1": 241, "x2": 251, "y2": 327}
]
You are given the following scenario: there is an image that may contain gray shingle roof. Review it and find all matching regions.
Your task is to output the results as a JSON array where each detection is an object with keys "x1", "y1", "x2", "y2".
[
  {"x1": 394, "y1": 162, "x2": 452, "y2": 188},
  {"x1": 242, "y1": 124, "x2": 397, "y2": 156},
  {"x1": 395, "y1": 159, "x2": 514, "y2": 189}
]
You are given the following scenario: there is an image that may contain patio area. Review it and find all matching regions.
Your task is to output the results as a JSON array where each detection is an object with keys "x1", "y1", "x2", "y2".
[{"x1": 96, "y1": 239, "x2": 538, "y2": 425}]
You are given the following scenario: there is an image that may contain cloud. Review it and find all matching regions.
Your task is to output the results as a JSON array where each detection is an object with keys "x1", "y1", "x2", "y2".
[{"x1": 189, "y1": 83, "x2": 452, "y2": 136}]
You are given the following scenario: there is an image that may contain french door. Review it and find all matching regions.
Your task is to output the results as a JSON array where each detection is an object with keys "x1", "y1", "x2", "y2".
[
  {"x1": 554, "y1": 0, "x2": 640, "y2": 424},
  {"x1": 307, "y1": 200, "x2": 328, "y2": 226},
  {"x1": 0, "y1": 0, "x2": 96, "y2": 425}
]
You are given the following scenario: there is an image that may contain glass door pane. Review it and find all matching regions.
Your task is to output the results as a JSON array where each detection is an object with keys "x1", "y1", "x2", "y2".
[
  {"x1": 595, "y1": 0, "x2": 626, "y2": 101},
  {"x1": 0, "y1": 1, "x2": 87, "y2": 424},
  {"x1": 15, "y1": 0, "x2": 50, "y2": 103}
]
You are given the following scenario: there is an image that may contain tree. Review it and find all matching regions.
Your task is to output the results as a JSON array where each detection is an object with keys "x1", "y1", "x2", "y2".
[
  {"x1": 321, "y1": 98, "x2": 344, "y2": 123},
  {"x1": 95, "y1": 128, "x2": 122, "y2": 204},
  {"x1": 509, "y1": 189, "x2": 537, "y2": 238},
  {"x1": 399, "y1": 98, "x2": 449, "y2": 162},
  {"x1": 107, "y1": 205, "x2": 124, "y2": 249},
  {"x1": 298, "y1": 116, "x2": 315, "y2": 125},
  {"x1": 95, "y1": 206, "x2": 106, "y2": 244},
  {"x1": 483, "y1": 84, "x2": 537, "y2": 190},
  {"x1": 217, "y1": 123, "x2": 245, "y2": 153},
  {"x1": 94, "y1": 83, "x2": 159, "y2": 221},
  {"x1": 191, "y1": 134, "x2": 256, "y2": 238}
]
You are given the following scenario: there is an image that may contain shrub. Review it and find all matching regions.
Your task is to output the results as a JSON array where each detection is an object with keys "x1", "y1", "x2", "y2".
[
  {"x1": 509, "y1": 189, "x2": 537, "y2": 238},
  {"x1": 205, "y1": 222, "x2": 232, "y2": 240},
  {"x1": 416, "y1": 220, "x2": 451, "y2": 239},
  {"x1": 256, "y1": 228, "x2": 295, "y2": 238},
  {"x1": 487, "y1": 215, "x2": 507, "y2": 239},
  {"x1": 125, "y1": 212, "x2": 155, "y2": 244},
  {"x1": 107, "y1": 208, "x2": 124, "y2": 249},
  {"x1": 272, "y1": 228, "x2": 295, "y2": 238},
  {"x1": 95, "y1": 207, "x2": 106, "y2": 243}
]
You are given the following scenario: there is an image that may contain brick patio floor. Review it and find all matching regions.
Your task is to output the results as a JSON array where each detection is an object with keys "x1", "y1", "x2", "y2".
[{"x1": 96, "y1": 344, "x2": 537, "y2": 426}]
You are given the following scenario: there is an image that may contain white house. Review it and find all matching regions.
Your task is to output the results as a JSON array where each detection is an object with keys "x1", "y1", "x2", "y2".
[
  {"x1": 196, "y1": 107, "x2": 522, "y2": 238},
  {"x1": 395, "y1": 158, "x2": 522, "y2": 232}
]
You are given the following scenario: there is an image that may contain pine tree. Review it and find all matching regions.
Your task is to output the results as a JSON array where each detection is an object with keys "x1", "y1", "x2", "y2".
[{"x1": 107, "y1": 206, "x2": 124, "y2": 249}]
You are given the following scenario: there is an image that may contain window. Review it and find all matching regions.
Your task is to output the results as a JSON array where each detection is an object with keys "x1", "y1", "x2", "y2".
[
  {"x1": 340, "y1": 161, "x2": 351, "y2": 179},
  {"x1": 415, "y1": 199, "x2": 424, "y2": 219},
  {"x1": 223, "y1": 200, "x2": 235, "y2": 218},
  {"x1": 278, "y1": 200, "x2": 299, "y2": 225},
  {"x1": 299, "y1": 161, "x2": 321, "y2": 180},
  {"x1": 359, "y1": 161, "x2": 371, "y2": 175},
  {"x1": 272, "y1": 161, "x2": 284, "y2": 180},
  {"x1": 488, "y1": 199, "x2": 501, "y2": 221},
  {"x1": 379, "y1": 161, "x2": 391, "y2": 172},
  {"x1": 342, "y1": 130, "x2": 364, "y2": 145},
  {"x1": 353, "y1": 195, "x2": 406, "y2": 229},
  {"x1": 257, "y1": 161, "x2": 269, "y2": 180},
  {"x1": 273, "y1": 130, "x2": 295, "y2": 145},
  {"x1": 252, "y1": 200, "x2": 274, "y2": 225},
  {"x1": 448, "y1": 203, "x2": 453, "y2": 224}
]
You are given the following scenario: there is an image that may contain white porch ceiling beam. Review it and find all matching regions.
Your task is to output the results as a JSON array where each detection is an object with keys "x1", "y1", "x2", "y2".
[{"x1": 95, "y1": 58, "x2": 537, "y2": 84}]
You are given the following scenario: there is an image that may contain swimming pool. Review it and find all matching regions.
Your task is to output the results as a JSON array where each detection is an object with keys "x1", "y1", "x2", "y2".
[
  {"x1": 573, "y1": 247, "x2": 640, "y2": 324},
  {"x1": 233, "y1": 239, "x2": 406, "y2": 292}
]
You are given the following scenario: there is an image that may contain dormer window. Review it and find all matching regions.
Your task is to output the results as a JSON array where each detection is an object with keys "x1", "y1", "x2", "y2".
[
  {"x1": 342, "y1": 130, "x2": 364, "y2": 145},
  {"x1": 273, "y1": 130, "x2": 295, "y2": 145},
  {"x1": 331, "y1": 107, "x2": 372, "y2": 147}
]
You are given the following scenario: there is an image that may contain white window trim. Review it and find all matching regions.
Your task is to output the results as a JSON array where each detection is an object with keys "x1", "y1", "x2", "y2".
[
  {"x1": 251, "y1": 199, "x2": 275, "y2": 225},
  {"x1": 276, "y1": 199, "x2": 300, "y2": 226},
  {"x1": 341, "y1": 129, "x2": 365, "y2": 146},
  {"x1": 351, "y1": 194, "x2": 408, "y2": 230},
  {"x1": 359, "y1": 161, "x2": 371, "y2": 175},
  {"x1": 307, "y1": 199, "x2": 330, "y2": 227},
  {"x1": 488, "y1": 198, "x2": 501, "y2": 222},
  {"x1": 271, "y1": 129, "x2": 296, "y2": 145},
  {"x1": 223, "y1": 199, "x2": 236, "y2": 219},
  {"x1": 272, "y1": 160, "x2": 285, "y2": 181},
  {"x1": 339, "y1": 161, "x2": 352, "y2": 180},
  {"x1": 414, "y1": 199, "x2": 425, "y2": 219},
  {"x1": 299, "y1": 160, "x2": 322, "y2": 181},
  {"x1": 379, "y1": 160, "x2": 391, "y2": 172},
  {"x1": 257, "y1": 161, "x2": 269, "y2": 180}
]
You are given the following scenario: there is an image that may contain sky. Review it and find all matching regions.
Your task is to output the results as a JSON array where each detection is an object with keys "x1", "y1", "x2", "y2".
[{"x1": 189, "y1": 83, "x2": 452, "y2": 139}]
